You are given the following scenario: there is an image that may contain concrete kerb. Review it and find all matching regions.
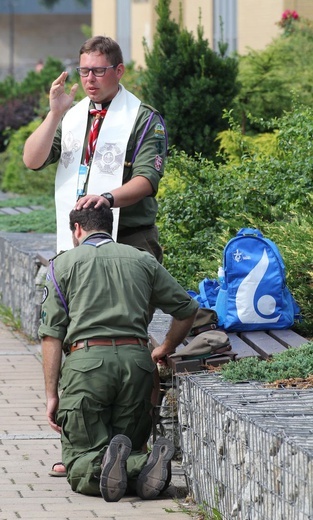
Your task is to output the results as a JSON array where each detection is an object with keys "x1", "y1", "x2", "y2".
[{"x1": 0, "y1": 320, "x2": 196, "y2": 520}]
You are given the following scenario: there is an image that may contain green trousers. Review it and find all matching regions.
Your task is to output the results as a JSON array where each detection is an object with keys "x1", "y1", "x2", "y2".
[
  {"x1": 56, "y1": 343, "x2": 155, "y2": 495},
  {"x1": 117, "y1": 225, "x2": 162, "y2": 321},
  {"x1": 117, "y1": 225, "x2": 163, "y2": 264}
]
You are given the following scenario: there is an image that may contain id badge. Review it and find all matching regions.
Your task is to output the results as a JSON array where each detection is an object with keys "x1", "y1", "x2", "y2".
[{"x1": 76, "y1": 164, "x2": 88, "y2": 198}]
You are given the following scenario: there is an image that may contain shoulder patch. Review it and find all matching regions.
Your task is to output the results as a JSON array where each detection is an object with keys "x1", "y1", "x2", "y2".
[
  {"x1": 154, "y1": 123, "x2": 166, "y2": 140},
  {"x1": 154, "y1": 155, "x2": 163, "y2": 171},
  {"x1": 41, "y1": 286, "x2": 49, "y2": 304}
]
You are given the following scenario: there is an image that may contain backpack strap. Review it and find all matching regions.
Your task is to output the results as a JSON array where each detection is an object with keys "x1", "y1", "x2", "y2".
[
  {"x1": 50, "y1": 260, "x2": 69, "y2": 316},
  {"x1": 237, "y1": 228, "x2": 263, "y2": 237},
  {"x1": 198, "y1": 278, "x2": 220, "y2": 308},
  {"x1": 131, "y1": 110, "x2": 168, "y2": 164}
]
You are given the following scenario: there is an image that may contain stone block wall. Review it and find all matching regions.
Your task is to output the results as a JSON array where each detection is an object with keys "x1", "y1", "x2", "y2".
[{"x1": 0, "y1": 232, "x2": 56, "y2": 340}]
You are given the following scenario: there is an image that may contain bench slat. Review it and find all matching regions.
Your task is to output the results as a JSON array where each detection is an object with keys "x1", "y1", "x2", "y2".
[
  {"x1": 227, "y1": 333, "x2": 260, "y2": 360},
  {"x1": 167, "y1": 353, "x2": 234, "y2": 373},
  {"x1": 167, "y1": 357, "x2": 206, "y2": 373},
  {"x1": 268, "y1": 329, "x2": 309, "y2": 349},
  {"x1": 240, "y1": 331, "x2": 287, "y2": 359}
]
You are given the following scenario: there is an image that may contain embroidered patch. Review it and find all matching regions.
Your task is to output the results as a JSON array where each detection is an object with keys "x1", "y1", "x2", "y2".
[
  {"x1": 41, "y1": 286, "x2": 49, "y2": 304},
  {"x1": 154, "y1": 155, "x2": 163, "y2": 171},
  {"x1": 155, "y1": 141, "x2": 164, "y2": 154},
  {"x1": 94, "y1": 143, "x2": 124, "y2": 174},
  {"x1": 154, "y1": 123, "x2": 165, "y2": 139},
  {"x1": 60, "y1": 131, "x2": 81, "y2": 168}
]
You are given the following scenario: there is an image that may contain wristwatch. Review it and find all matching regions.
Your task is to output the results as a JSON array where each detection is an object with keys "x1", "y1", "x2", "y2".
[{"x1": 101, "y1": 192, "x2": 114, "y2": 208}]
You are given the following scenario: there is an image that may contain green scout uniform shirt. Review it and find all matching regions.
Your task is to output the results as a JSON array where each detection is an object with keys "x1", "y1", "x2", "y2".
[
  {"x1": 37, "y1": 99, "x2": 167, "y2": 231},
  {"x1": 38, "y1": 234, "x2": 198, "y2": 346}
]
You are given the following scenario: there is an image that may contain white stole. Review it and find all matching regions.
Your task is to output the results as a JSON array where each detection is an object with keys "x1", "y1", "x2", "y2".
[{"x1": 55, "y1": 85, "x2": 141, "y2": 252}]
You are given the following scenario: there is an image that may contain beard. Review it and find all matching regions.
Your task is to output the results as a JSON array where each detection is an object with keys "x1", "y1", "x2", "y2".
[{"x1": 72, "y1": 235, "x2": 79, "y2": 248}]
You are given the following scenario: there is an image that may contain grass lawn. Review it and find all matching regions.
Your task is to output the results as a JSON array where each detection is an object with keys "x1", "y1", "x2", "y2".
[{"x1": 0, "y1": 195, "x2": 56, "y2": 233}]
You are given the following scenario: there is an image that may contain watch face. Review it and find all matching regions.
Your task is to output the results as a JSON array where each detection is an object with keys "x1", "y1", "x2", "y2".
[{"x1": 102, "y1": 193, "x2": 114, "y2": 207}]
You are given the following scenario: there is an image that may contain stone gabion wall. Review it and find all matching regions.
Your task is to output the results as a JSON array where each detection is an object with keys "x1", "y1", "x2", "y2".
[
  {"x1": 0, "y1": 232, "x2": 56, "y2": 340},
  {"x1": 157, "y1": 383, "x2": 181, "y2": 455},
  {"x1": 176, "y1": 371, "x2": 313, "y2": 520}
]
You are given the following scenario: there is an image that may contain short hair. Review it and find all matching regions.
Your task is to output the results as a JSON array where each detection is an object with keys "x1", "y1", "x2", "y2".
[
  {"x1": 69, "y1": 202, "x2": 113, "y2": 235},
  {"x1": 79, "y1": 36, "x2": 123, "y2": 66}
]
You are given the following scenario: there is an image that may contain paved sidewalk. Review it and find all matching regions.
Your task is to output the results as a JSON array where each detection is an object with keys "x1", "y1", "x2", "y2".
[{"x1": 0, "y1": 321, "x2": 194, "y2": 520}]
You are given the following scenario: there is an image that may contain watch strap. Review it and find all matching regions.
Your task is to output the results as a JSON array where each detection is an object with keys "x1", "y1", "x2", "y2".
[{"x1": 101, "y1": 192, "x2": 114, "y2": 208}]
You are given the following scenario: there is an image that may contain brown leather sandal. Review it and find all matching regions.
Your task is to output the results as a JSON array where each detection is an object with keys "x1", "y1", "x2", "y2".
[{"x1": 48, "y1": 462, "x2": 67, "y2": 477}]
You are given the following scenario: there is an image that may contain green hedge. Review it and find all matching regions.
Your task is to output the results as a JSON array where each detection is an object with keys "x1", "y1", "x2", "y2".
[{"x1": 1, "y1": 120, "x2": 55, "y2": 196}]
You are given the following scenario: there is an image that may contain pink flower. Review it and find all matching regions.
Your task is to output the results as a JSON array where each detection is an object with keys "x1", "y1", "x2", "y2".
[
  {"x1": 282, "y1": 10, "x2": 290, "y2": 20},
  {"x1": 277, "y1": 9, "x2": 300, "y2": 31}
]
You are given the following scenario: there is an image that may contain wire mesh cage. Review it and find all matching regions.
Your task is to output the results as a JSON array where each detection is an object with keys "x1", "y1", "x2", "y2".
[{"x1": 176, "y1": 371, "x2": 313, "y2": 520}]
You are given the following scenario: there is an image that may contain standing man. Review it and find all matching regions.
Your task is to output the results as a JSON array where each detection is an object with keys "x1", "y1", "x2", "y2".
[
  {"x1": 23, "y1": 35, "x2": 167, "y2": 262},
  {"x1": 39, "y1": 203, "x2": 198, "y2": 501}
]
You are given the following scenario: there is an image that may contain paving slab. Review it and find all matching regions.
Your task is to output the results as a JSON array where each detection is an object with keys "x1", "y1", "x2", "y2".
[
  {"x1": 0, "y1": 207, "x2": 21, "y2": 215},
  {"x1": 14, "y1": 207, "x2": 33, "y2": 214},
  {"x1": 0, "y1": 321, "x2": 196, "y2": 520}
]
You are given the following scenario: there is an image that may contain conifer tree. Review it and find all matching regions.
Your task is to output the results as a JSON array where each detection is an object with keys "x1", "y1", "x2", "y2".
[{"x1": 142, "y1": 0, "x2": 239, "y2": 160}]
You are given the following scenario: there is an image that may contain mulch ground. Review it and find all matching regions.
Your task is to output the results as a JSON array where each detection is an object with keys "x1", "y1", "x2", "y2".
[{"x1": 265, "y1": 375, "x2": 313, "y2": 389}]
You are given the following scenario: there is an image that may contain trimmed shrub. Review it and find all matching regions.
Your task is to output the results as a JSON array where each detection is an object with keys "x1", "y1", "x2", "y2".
[{"x1": 1, "y1": 120, "x2": 55, "y2": 196}]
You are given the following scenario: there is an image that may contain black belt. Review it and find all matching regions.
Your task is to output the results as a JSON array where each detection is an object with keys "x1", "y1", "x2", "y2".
[
  {"x1": 117, "y1": 225, "x2": 154, "y2": 237},
  {"x1": 70, "y1": 337, "x2": 148, "y2": 353}
]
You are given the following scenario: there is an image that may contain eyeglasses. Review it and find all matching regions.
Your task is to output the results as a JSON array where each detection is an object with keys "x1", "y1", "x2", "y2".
[{"x1": 76, "y1": 66, "x2": 116, "y2": 77}]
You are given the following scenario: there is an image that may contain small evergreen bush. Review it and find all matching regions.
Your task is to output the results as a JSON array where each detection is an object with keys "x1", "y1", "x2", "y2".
[
  {"x1": 0, "y1": 57, "x2": 64, "y2": 152},
  {"x1": 1, "y1": 120, "x2": 55, "y2": 196},
  {"x1": 220, "y1": 342, "x2": 313, "y2": 383}
]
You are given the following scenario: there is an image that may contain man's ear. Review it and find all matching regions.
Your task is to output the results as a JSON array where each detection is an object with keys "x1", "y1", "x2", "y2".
[
  {"x1": 74, "y1": 222, "x2": 83, "y2": 240},
  {"x1": 116, "y1": 63, "x2": 125, "y2": 80}
]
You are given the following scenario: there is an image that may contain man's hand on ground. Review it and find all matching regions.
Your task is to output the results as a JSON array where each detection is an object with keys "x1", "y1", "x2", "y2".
[{"x1": 46, "y1": 396, "x2": 61, "y2": 433}]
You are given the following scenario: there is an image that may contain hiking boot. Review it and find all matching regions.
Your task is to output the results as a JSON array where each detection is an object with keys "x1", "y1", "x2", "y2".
[
  {"x1": 136, "y1": 437, "x2": 175, "y2": 500},
  {"x1": 100, "y1": 434, "x2": 132, "y2": 502}
]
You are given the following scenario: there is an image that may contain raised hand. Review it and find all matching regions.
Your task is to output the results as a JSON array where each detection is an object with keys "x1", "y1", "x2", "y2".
[{"x1": 49, "y1": 71, "x2": 79, "y2": 117}]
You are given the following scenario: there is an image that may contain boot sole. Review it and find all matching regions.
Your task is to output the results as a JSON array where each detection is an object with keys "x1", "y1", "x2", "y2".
[
  {"x1": 136, "y1": 438, "x2": 174, "y2": 500},
  {"x1": 100, "y1": 434, "x2": 132, "y2": 502}
]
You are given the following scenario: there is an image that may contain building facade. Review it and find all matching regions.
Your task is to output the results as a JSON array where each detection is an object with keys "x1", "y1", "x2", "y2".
[
  {"x1": 92, "y1": 0, "x2": 313, "y2": 67},
  {"x1": 0, "y1": 0, "x2": 91, "y2": 80}
]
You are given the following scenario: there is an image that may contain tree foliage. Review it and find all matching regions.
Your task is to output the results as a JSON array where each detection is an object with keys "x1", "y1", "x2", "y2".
[
  {"x1": 0, "y1": 57, "x2": 64, "y2": 152},
  {"x1": 0, "y1": 56, "x2": 64, "y2": 104},
  {"x1": 1, "y1": 120, "x2": 56, "y2": 196},
  {"x1": 235, "y1": 17, "x2": 313, "y2": 133},
  {"x1": 142, "y1": 0, "x2": 239, "y2": 160}
]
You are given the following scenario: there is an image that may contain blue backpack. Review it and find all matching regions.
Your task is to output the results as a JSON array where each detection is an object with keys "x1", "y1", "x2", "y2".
[
  {"x1": 213, "y1": 228, "x2": 300, "y2": 332},
  {"x1": 188, "y1": 278, "x2": 220, "y2": 309}
]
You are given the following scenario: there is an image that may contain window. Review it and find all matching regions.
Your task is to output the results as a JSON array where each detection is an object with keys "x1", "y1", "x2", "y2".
[
  {"x1": 213, "y1": 0, "x2": 237, "y2": 55},
  {"x1": 117, "y1": 0, "x2": 131, "y2": 63}
]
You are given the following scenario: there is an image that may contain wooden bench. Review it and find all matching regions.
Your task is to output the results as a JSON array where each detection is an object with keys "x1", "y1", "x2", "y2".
[{"x1": 148, "y1": 310, "x2": 309, "y2": 373}]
